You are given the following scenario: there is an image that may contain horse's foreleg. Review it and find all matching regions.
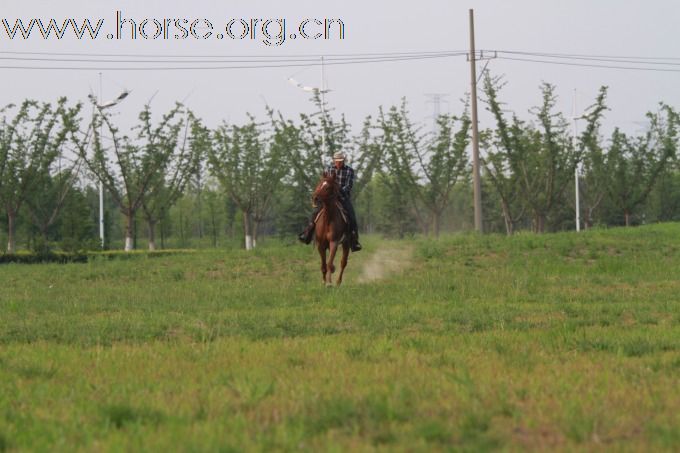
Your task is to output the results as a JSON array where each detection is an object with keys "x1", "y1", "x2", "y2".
[
  {"x1": 336, "y1": 243, "x2": 350, "y2": 286},
  {"x1": 319, "y1": 246, "x2": 327, "y2": 284},
  {"x1": 327, "y1": 241, "x2": 338, "y2": 286}
]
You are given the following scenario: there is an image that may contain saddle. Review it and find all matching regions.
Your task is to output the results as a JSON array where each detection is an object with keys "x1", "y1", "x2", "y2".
[{"x1": 315, "y1": 201, "x2": 349, "y2": 226}]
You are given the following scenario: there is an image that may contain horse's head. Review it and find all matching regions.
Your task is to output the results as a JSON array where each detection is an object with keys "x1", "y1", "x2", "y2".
[{"x1": 313, "y1": 174, "x2": 340, "y2": 203}]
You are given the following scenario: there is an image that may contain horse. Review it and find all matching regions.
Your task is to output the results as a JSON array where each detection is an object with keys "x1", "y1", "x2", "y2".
[{"x1": 312, "y1": 174, "x2": 350, "y2": 287}]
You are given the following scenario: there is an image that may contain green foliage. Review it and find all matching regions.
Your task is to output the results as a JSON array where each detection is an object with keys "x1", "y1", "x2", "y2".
[
  {"x1": 208, "y1": 116, "x2": 287, "y2": 248},
  {"x1": 378, "y1": 99, "x2": 471, "y2": 236},
  {"x1": 76, "y1": 99, "x2": 193, "y2": 250},
  {"x1": 605, "y1": 105, "x2": 679, "y2": 226},
  {"x1": 575, "y1": 86, "x2": 610, "y2": 228},
  {"x1": 482, "y1": 75, "x2": 604, "y2": 233},
  {"x1": 0, "y1": 98, "x2": 80, "y2": 253},
  {"x1": 2, "y1": 81, "x2": 680, "y2": 252},
  {"x1": 140, "y1": 113, "x2": 205, "y2": 250},
  {"x1": 369, "y1": 173, "x2": 418, "y2": 237}
]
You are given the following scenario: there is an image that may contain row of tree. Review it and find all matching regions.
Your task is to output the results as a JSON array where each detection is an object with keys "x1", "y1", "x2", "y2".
[{"x1": 1, "y1": 75, "x2": 679, "y2": 253}]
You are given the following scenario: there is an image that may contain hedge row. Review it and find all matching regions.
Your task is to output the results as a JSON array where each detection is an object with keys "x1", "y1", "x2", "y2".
[{"x1": 0, "y1": 249, "x2": 193, "y2": 264}]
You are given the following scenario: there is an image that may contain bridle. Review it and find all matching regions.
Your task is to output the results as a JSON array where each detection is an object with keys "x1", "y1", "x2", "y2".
[{"x1": 314, "y1": 178, "x2": 339, "y2": 204}]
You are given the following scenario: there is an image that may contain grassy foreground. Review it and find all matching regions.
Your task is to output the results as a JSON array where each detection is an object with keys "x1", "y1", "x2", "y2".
[{"x1": 1, "y1": 224, "x2": 680, "y2": 451}]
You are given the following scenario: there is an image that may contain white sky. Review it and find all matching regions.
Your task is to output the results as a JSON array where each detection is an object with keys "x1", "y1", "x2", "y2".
[{"x1": 2, "y1": 0, "x2": 679, "y2": 143}]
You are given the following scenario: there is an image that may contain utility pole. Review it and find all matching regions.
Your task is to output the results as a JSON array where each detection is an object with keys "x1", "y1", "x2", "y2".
[
  {"x1": 573, "y1": 88, "x2": 581, "y2": 232},
  {"x1": 469, "y1": 9, "x2": 483, "y2": 232},
  {"x1": 320, "y1": 55, "x2": 327, "y2": 156},
  {"x1": 99, "y1": 72, "x2": 105, "y2": 249}
]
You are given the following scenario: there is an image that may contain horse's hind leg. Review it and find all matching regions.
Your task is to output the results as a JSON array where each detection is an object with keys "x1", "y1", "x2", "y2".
[
  {"x1": 326, "y1": 241, "x2": 338, "y2": 286},
  {"x1": 319, "y1": 246, "x2": 327, "y2": 284},
  {"x1": 336, "y1": 243, "x2": 350, "y2": 286}
]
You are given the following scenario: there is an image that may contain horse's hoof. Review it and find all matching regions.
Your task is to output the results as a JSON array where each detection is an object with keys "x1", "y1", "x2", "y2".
[{"x1": 325, "y1": 282, "x2": 333, "y2": 288}]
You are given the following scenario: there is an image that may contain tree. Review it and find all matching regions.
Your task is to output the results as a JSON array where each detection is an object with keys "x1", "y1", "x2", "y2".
[
  {"x1": 24, "y1": 165, "x2": 82, "y2": 244},
  {"x1": 285, "y1": 92, "x2": 351, "y2": 189},
  {"x1": 378, "y1": 100, "x2": 470, "y2": 236},
  {"x1": 481, "y1": 76, "x2": 528, "y2": 235},
  {"x1": 419, "y1": 110, "x2": 471, "y2": 236},
  {"x1": 76, "y1": 99, "x2": 189, "y2": 251},
  {"x1": 576, "y1": 87, "x2": 610, "y2": 228},
  {"x1": 371, "y1": 173, "x2": 418, "y2": 238},
  {"x1": 140, "y1": 114, "x2": 203, "y2": 250},
  {"x1": 377, "y1": 102, "x2": 429, "y2": 234},
  {"x1": 482, "y1": 77, "x2": 606, "y2": 233},
  {"x1": 480, "y1": 130, "x2": 526, "y2": 235},
  {"x1": 606, "y1": 105, "x2": 678, "y2": 226},
  {"x1": 56, "y1": 183, "x2": 98, "y2": 252},
  {"x1": 208, "y1": 117, "x2": 286, "y2": 250},
  {"x1": 0, "y1": 98, "x2": 79, "y2": 253}
]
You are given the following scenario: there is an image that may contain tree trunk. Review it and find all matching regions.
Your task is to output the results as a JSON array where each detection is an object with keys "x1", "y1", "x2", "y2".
[
  {"x1": 160, "y1": 217, "x2": 165, "y2": 249},
  {"x1": 147, "y1": 219, "x2": 157, "y2": 251},
  {"x1": 432, "y1": 211, "x2": 441, "y2": 238},
  {"x1": 533, "y1": 212, "x2": 546, "y2": 233},
  {"x1": 196, "y1": 180, "x2": 204, "y2": 239},
  {"x1": 211, "y1": 208, "x2": 217, "y2": 248},
  {"x1": 133, "y1": 216, "x2": 138, "y2": 250},
  {"x1": 7, "y1": 210, "x2": 17, "y2": 254},
  {"x1": 501, "y1": 201, "x2": 514, "y2": 236},
  {"x1": 125, "y1": 212, "x2": 134, "y2": 251},
  {"x1": 624, "y1": 210, "x2": 631, "y2": 227},
  {"x1": 252, "y1": 220, "x2": 260, "y2": 248},
  {"x1": 243, "y1": 211, "x2": 253, "y2": 251},
  {"x1": 585, "y1": 207, "x2": 594, "y2": 230},
  {"x1": 178, "y1": 205, "x2": 185, "y2": 246}
]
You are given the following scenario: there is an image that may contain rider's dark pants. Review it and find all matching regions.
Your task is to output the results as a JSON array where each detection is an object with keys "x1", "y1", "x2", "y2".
[{"x1": 341, "y1": 196, "x2": 358, "y2": 234}]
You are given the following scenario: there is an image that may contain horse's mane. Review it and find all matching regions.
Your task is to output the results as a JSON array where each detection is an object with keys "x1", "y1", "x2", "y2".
[{"x1": 314, "y1": 173, "x2": 340, "y2": 202}]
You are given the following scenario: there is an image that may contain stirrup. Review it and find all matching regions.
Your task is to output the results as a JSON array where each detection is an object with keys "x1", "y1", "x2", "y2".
[
  {"x1": 350, "y1": 232, "x2": 362, "y2": 252},
  {"x1": 298, "y1": 223, "x2": 315, "y2": 244}
]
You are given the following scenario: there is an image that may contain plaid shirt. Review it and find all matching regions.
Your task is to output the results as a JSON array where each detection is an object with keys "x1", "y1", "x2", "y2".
[{"x1": 324, "y1": 164, "x2": 355, "y2": 198}]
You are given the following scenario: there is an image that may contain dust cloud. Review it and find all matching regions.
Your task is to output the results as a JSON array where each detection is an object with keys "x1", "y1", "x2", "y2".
[{"x1": 357, "y1": 246, "x2": 414, "y2": 283}]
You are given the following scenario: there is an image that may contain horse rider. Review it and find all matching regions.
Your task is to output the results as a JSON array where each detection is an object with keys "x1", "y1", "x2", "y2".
[{"x1": 298, "y1": 151, "x2": 362, "y2": 252}]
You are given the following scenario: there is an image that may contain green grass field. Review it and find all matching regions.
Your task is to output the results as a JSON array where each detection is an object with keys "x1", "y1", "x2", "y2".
[{"x1": 2, "y1": 224, "x2": 680, "y2": 451}]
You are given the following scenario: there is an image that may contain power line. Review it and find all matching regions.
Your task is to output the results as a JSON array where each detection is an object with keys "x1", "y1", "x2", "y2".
[
  {"x1": 492, "y1": 50, "x2": 680, "y2": 66},
  {"x1": 0, "y1": 49, "x2": 463, "y2": 59},
  {"x1": 488, "y1": 49, "x2": 680, "y2": 61},
  {"x1": 2, "y1": 46, "x2": 680, "y2": 72},
  {"x1": 3, "y1": 47, "x2": 679, "y2": 62},
  {"x1": 0, "y1": 52, "x2": 463, "y2": 64},
  {"x1": 0, "y1": 52, "x2": 465, "y2": 71},
  {"x1": 496, "y1": 55, "x2": 680, "y2": 73}
]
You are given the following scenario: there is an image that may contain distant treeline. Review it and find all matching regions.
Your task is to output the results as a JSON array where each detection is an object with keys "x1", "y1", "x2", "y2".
[{"x1": 1, "y1": 74, "x2": 679, "y2": 253}]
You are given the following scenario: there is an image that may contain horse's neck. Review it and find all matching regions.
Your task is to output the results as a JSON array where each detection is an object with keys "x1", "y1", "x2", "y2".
[{"x1": 321, "y1": 197, "x2": 339, "y2": 219}]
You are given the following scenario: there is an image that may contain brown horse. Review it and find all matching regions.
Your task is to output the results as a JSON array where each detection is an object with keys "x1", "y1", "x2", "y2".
[{"x1": 312, "y1": 174, "x2": 350, "y2": 286}]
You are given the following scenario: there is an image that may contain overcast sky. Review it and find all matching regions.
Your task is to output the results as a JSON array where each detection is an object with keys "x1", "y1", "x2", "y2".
[{"x1": 2, "y1": 0, "x2": 679, "y2": 145}]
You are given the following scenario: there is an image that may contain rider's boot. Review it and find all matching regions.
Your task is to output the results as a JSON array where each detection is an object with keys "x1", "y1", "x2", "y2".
[
  {"x1": 350, "y1": 230, "x2": 362, "y2": 252},
  {"x1": 298, "y1": 221, "x2": 315, "y2": 244}
]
